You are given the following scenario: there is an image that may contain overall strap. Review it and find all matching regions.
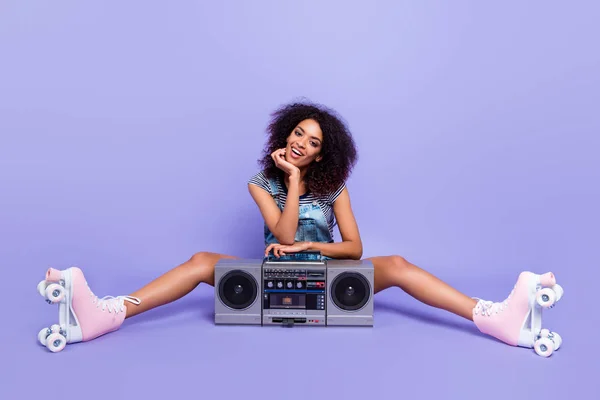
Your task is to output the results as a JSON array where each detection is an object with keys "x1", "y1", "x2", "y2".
[{"x1": 267, "y1": 174, "x2": 279, "y2": 197}]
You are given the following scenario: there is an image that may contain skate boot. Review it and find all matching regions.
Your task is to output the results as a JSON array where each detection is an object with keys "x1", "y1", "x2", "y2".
[
  {"x1": 36, "y1": 267, "x2": 141, "y2": 353},
  {"x1": 473, "y1": 271, "x2": 564, "y2": 357}
]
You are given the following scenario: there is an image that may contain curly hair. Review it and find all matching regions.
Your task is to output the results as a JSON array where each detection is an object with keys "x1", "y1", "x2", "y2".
[{"x1": 258, "y1": 101, "x2": 358, "y2": 197}]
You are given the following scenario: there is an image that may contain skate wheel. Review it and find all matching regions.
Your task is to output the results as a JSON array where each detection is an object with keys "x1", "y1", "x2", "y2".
[
  {"x1": 536, "y1": 288, "x2": 556, "y2": 308},
  {"x1": 549, "y1": 331, "x2": 562, "y2": 351},
  {"x1": 38, "y1": 327, "x2": 50, "y2": 346},
  {"x1": 534, "y1": 337, "x2": 554, "y2": 357},
  {"x1": 45, "y1": 283, "x2": 65, "y2": 303},
  {"x1": 540, "y1": 328, "x2": 550, "y2": 338},
  {"x1": 552, "y1": 284, "x2": 564, "y2": 302},
  {"x1": 46, "y1": 333, "x2": 66, "y2": 353},
  {"x1": 37, "y1": 280, "x2": 48, "y2": 297}
]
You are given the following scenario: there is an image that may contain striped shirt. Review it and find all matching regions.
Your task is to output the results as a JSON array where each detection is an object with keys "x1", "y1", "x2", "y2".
[{"x1": 248, "y1": 171, "x2": 346, "y2": 237}]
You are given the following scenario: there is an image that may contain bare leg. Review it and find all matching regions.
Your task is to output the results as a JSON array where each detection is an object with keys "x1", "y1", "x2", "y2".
[
  {"x1": 125, "y1": 251, "x2": 239, "y2": 318},
  {"x1": 367, "y1": 255, "x2": 477, "y2": 321}
]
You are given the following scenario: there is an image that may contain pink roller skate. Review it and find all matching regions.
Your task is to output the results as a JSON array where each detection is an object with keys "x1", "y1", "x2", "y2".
[
  {"x1": 36, "y1": 267, "x2": 140, "y2": 353},
  {"x1": 473, "y1": 271, "x2": 564, "y2": 357}
]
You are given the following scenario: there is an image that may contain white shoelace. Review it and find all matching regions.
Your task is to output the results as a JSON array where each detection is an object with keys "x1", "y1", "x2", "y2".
[
  {"x1": 473, "y1": 299, "x2": 497, "y2": 316},
  {"x1": 91, "y1": 292, "x2": 141, "y2": 313},
  {"x1": 473, "y1": 287, "x2": 515, "y2": 316}
]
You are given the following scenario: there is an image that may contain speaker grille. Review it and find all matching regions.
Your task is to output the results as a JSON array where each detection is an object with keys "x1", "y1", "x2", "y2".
[
  {"x1": 331, "y1": 272, "x2": 371, "y2": 311},
  {"x1": 218, "y1": 270, "x2": 258, "y2": 310}
]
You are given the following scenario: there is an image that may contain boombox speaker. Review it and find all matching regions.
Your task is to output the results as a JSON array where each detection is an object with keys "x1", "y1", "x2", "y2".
[
  {"x1": 214, "y1": 259, "x2": 262, "y2": 325},
  {"x1": 326, "y1": 259, "x2": 374, "y2": 326}
]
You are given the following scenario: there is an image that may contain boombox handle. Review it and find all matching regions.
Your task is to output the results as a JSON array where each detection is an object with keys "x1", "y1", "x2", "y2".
[{"x1": 264, "y1": 250, "x2": 323, "y2": 262}]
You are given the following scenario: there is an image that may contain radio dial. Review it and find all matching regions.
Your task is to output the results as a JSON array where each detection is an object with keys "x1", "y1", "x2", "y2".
[
  {"x1": 277, "y1": 282, "x2": 283, "y2": 288},
  {"x1": 267, "y1": 281, "x2": 273, "y2": 288},
  {"x1": 296, "y1": 282, "x2": 302, "y2": 288},
  {"x1": 286, "y1": 282, "x2": 293, "y2": 288}
]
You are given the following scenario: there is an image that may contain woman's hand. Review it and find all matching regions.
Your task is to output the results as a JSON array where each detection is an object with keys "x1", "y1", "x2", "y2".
[
  {"x1": 265, "y1": 242, "x2": 311, "y2": 258},
  {"x1": 271, "y1": 148, "x2": 300, "y2": 178}
]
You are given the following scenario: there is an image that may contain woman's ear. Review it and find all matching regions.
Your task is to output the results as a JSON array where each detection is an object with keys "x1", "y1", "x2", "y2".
[{"x1": 316, "y1": 155, "x2": 322, "y2": 162}]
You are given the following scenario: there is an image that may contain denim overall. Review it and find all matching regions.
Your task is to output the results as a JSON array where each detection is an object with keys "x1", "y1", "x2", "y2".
[{"x1": 264, "y1": 175, "x2": 333, "y2": 261}]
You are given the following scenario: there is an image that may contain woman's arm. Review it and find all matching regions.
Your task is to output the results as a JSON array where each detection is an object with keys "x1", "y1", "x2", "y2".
[
  {"x1": 248, "y1": 149, "x2": 304, "y2": 245},
  {"x1": 308, "y1": 187, "x2": 363, "y2": 259},
  {"x1": 265, "y1": 187, "x2": 363, "y2": 260},
  {"x1": 248, "y1": 171, "x2": 305, "y2": 245}
]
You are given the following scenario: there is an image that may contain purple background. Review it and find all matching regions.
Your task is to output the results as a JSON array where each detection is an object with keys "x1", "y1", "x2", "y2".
[{"x1": 2, "y1": 1, "x2": 599, "y2": 398}]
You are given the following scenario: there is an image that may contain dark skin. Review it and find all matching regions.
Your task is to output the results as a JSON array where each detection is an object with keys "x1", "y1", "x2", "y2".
[
  {"x1": 125, "y1": 118, "x2": 477, "y2": 321},
  {"x1": 249, "y1": 118, "x2": 362, "y2": 259}
]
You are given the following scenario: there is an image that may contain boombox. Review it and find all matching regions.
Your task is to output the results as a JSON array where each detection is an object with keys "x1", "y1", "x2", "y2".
[{"x1": 214, "y1": 252, "x2": 374, "y2": 327}]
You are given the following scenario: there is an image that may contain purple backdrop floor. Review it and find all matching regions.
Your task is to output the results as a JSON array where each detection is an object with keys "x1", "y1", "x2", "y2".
[{"x1": 11, "y1": 266, "x2": 594, "y2": 400}]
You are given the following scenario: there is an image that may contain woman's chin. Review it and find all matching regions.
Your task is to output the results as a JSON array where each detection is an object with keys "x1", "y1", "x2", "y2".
[
  {"x1": 286, "y1": 155, "x2": 300, "y2": 164},
  {"x1": 285, "y1": 155, "x2": 312, "y2": 168},
  {"x1": 291, "y1": 159, "x2": 309, "y2": 167}
]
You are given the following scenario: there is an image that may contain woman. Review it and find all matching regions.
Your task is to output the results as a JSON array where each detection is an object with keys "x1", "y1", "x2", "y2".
[{"x1": 37, "y1": 101, "x2": 564, "y2": 356}]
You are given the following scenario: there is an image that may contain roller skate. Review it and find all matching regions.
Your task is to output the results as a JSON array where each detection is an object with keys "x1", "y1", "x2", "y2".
[
  {"x1": 36, "y1": 267, "x2": 140, "y2": 353},
  {"x1": 473, "y1": 271, "x2": 564, "y2": 357}
]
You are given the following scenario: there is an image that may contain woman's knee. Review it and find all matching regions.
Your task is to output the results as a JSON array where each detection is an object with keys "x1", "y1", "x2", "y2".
[
  {"x1": 389, "y1": 255, "x2": 411, "y2": 270},
  {"x1": 189, "y1": 251, "x2": 212, "y2": 265},
  {"x1": 184, "y1": 252, "x2": 216, "y2": 285},
  {"x1": 189, "y1": 251, "x2": 238, "y2": 263},
  {"x1": 187, "y1": 251, "x2": 239, "y2": 285},
  {"x1": 371, "y1": 254, "x2": 410, "y2": 273},
  {"x1": 370, "y1": 254, "x2": 411, "y2": 293}
]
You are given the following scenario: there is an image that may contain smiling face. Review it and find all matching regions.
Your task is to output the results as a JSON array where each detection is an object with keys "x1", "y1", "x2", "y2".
[{"x1": 285, "y1": 119, "x2": 323, "y2": 168}]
